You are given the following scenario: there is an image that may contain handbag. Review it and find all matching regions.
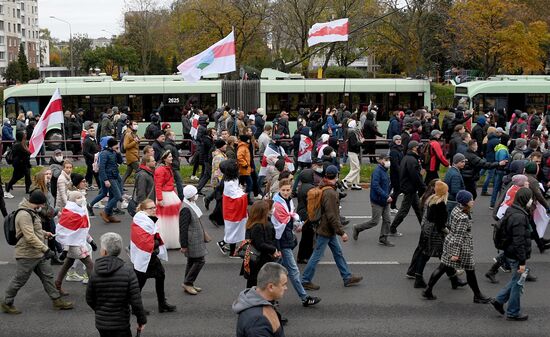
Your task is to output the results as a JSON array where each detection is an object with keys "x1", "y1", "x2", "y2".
[
  {"x1": 234, "y1": 240, "x2": 261, "y2": 275},
  {"x1": 128, "y1": 180, "x2": 154, "y2": 217},
  {"x1": 199, "y1": 219, "x2": 212, "y2": 243}
]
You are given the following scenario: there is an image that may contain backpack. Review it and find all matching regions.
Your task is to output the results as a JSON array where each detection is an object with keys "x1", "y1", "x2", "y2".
[
  {"x1": 421, "y1": 141, "x2": 432, "y2": 168},
  {"x1": 4, "y1": 147, "x2": 13, "y2": 164},
  {"x1": 4, "y1": 208, "x2": 34, "y2": 246},
  {"x1": 492, "y1": 214, "x2": 510, "y2": 250},
  {"x1": 306, "y1": 186, "x2": 332, "y2": 223},
  {"x1": 119, "y1": 133, "x2": 126, "y2": 154}
]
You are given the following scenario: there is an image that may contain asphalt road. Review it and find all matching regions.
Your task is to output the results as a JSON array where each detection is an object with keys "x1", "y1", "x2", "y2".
[{"x1": 0, "y1": 185, "x2": 549, "y2": 337}]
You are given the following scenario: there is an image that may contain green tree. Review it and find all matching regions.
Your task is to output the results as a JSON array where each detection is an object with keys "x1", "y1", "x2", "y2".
[
  {"x1": 2, "y1": 61, "x2": 20, "y2": 85},
  {"x1": 82, "y1": 43, "x2": 139, "y2": 78},
  {"x1": 29, "y1": 68, "x2": 40, "y2": 80},
  {"x1": 171, "y1": 55, "x2": 178, "y2": 74},
  {"x1": 17, "y1": 43, "x2": 29, "y2": 83}
]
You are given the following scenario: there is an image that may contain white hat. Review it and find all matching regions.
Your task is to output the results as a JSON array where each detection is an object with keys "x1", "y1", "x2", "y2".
[
  {"x1": 321, "y1": 134, "x2": 330, "y2": 143},
  {"x1": 256, "y1": 108, "x2": 265, "y2": 116},
  {"x1": 183, "y1": 185, "x2": 198, "y2": 200}
]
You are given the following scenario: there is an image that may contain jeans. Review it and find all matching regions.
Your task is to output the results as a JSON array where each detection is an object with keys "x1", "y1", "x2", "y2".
[
  {"x1": 173, "y1": 168, "x2": 184, "y2": 200},
  {"x1": 105, "y1": 178, "x2": 122, "y2": 216},
  {"x1": 4, "y1": 258, "x2": 60, "y2": 305},
  {"x1": 482, "y1": 168, "x2": 495, "y2": 193},
  {"x1": 390, "y1": 192, "x2": 422, "y2": 233},
  {"x1": 355, "y1": 203, "x2": 391, "y2": 241},
  {"x1": 301, "y1": 235, "x2": 352, "y2": 284},
  {"x1": 495, "y1": 258, "x2": 522, "y2": 317},
  {"x1": 490, "y1": 171, "x2": 504, "y2": 207},
  {"x1": 90, "y1": 180, "x2": 108, "y2": 207},
  {"x1": 280, "y1": 248, "x2": 307, "y2": 301}
]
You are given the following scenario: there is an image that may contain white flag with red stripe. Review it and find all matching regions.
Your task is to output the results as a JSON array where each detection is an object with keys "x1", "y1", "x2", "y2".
[
  {"x1": 271, "y1": 193, "x2": 300, "y2": 240},
  {"x1": 130, "y1": 211, "x2": 168, "y2": 273},
  {"x1": 308, "y1": 18, "x2": 349, "y2": 47},
  {"x1": 222, "y1": 180, "x2": 248, "y2": 243},
  {"x1": 55, "y1": 201, "x2": 90, "y2": 246},
  {"x1": 298, "y1": 135, "x2": 313, "y2": 163},
  {"x1": 258, "y1": 144, "x2": 295, "y2": 176},
  {"x1": 190, "y1": 114, "x2": 200, "y2": 139},
  {"x1": 29, "y1": 88, "x2": 64, "y2": 158}
]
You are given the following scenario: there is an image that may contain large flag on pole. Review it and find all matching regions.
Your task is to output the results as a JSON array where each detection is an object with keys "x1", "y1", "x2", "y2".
[
  {"x1": 308, "y1": 18, "x2": 349, "y2": 47},
  {"x1": 29, "y1": 88, "x2": 64, "y2": 158},
  {"x1": 177, "y1": 31, "x2": 236, "y2": 82}
]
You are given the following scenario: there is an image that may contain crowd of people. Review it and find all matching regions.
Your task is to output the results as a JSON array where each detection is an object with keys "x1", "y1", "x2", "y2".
[{"x1": 0, "y1": 102, "x2": 549, "y2": 335}]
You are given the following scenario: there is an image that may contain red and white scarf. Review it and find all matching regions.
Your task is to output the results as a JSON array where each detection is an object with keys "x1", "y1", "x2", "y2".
[
  {"x1": 259, "y1": 144, "x2": 295, "y2": 176},
  {"x1": 130, "y1": 211, "x2": 168, "y2": 273},
  {"x1": 271, "y1": 193, "x2": 300, "y2": 239},
  {"x1": 56, "y1": 201, "x2": 90, "y2": 246}
]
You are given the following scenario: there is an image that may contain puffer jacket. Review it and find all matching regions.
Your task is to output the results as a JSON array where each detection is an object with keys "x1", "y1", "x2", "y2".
[
  {"x1": 134, "y1": 166, "x2": 155, "y2": 204},
  {"x1": 370, "y1": 164, "x2": 390, "y2": 207},
  {"x1": 14, "y1": 199, "x2": 48, "y2": 259},
  {"x1": 86, "y1": 255, "x2": 147, "y2": 331},
  {"x1": 98, "y1": 148, "x2": 123, "y2": 182}
]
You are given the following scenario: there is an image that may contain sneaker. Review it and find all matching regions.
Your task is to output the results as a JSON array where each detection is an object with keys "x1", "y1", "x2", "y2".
[
  {"x1": 191, "y1": 175, "x2": 199, "y2": 181},
  {"x1": 87, "y1": 186, "x2": 97, "y2": 191},
  {"x1": 217, "y1": 241, "x2": 227, "y2": 255},
  {"x1": 481, "y1": 191, "x2": 490, "y2": 196},
  {"x1": 182, "y1": 284, "x2": 198, "y2": 295},
  {"x1": 113, "y1": 208, "x2": 125, "y2": 215},
  {"x1": 506, "y1": 314, "x2": 529, "y2": 321},
  {"x1": 1, "y1": 302, "x2": 21, "y2": 314},
  {"x1": 94, "y1": 202, "x2": 105, "y2": 209},
  {"x1": 120, "y1": 200, "x2": 129, "y2": 209},
  {"x1": 52, "y1": 298, "x2": 73, "y2": 310},
  {"x1": 302, "y1": 296, "x2": 321, "y2": 307},
  {"x1": 351, "y1": 184, "x2": 362, "y2": 190},
  {"x1": 388, "y1": 231, "x2": 403, "y2": 237},
  {"x1": 405, "y1": 273, "x2": 415, "y2": 279},
  {"x1": 378, "y1": 240, "x2": 395, "y2": 247},
  {"x1": 390, "y1": 208, "x2": 399, "y2": 214},
  {"x1": 489, "y1": 206, "x2": 494, "y2": 210},
  {"x1": 341, "y1": 180, "x2": 349, "y2": 189},
  {"x1": 81, "y1": 274, "x2": 89, "y2": 284},
  {"x1": 344, "y1": 275, "x2": 363, "y2": 287},
  {"x1": 65, "y1": 271, "x2": 85, "y2": 282},
  {"x1": 302, "y1": 282, "x2": 321, "y2": 291},
  {"x1": 3, "y1": 192, "x2": 14, "y2": 199},
  {"x1": 229, "y1": 255, "x2": 241, "y2": 259}
]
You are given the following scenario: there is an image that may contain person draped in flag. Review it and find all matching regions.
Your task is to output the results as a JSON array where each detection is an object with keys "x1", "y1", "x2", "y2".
[
  {"x1": 218, "y1": 160, "x2": 248, "y2": 256},
  {"x1": 179, "y1": 185, "x2": 209, "y2": 295},
  {"x1": 130, "y1": 199, "x2": 176, "y2": 313},
  {"x1": 271, "y1": 178, "x2": 321, "y2": 307},
  {"x1": 258, "y1": 135, "x2": 294, "y2": 194},
  {"x1": 55, "y1": 191, "x2": 97, "y2": 296},
  {"x1": 316, "y1": 134, "x2": 330, "y2": 159},
  {"x1": 297, "y1": 127, "x2": 313, "y2": 170},
  {"x1": 155, "y1": 150, "x2": 182, "y2": 249}
]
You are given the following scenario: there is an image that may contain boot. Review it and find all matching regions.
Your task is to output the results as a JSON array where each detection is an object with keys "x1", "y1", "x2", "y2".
[
  {"x1": 450, "y1": 276, "x2": 468, "y2": 289},
  {"x1": 422, "y1": 287, "x2": 437, "y2": 300},
  {"x1": 52, "y1": 298, "x2": 73, "y2": 310},
  {"x1": 158, "y1": 299, "x2": 177, "y2": 313},
  {"x1": 414, "y1": 274, "x2": 427, "y2": 288},
  {"x1": 485, "y1": 262, "x2": 500, "y2": 284},
  {"x1": 473, "y1": 293, "x2": 492, "y2": 304}
]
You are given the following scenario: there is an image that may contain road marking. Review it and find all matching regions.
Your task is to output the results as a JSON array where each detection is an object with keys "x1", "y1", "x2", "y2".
[
  {"x1": 0, "y1": 261, "x2": 9, "y2": 265},
  {"x1": 319, "y1": 261, "x2": 399, "y2": 265},
  {"x1": 342, "y1": 215, "x2": 372, "y2": 219}
]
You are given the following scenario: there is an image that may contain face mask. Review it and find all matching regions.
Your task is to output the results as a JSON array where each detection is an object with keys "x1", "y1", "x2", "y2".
[
  {"x1": 55, "y1": 156, "x2": 63, "y2": 162},
  {"x1": 76, "y1": 198, "x2": 86, "y2": 207},
  {"x1": 330, "y1": 151, "x2": 336, "y2": 158},
  {"x1": 309, "y1": 131, "x2": 313, "y2": 137},
  {"x1": 132, "y1": 125, "x2": 138, "y2": 131},
  {"x1": 526, "y1": 199, "x2": 533, "y2": 208},
  {"x1": 384, "y1": 161, "x2": 391, "y2": 169},
  {"x1": 314, "y1": 167, "x2": 323, "y2": 173},
  {"x1": 35, "y1": 207, "x2": 42, "y2": 212},
  {"x1": 522, "y1": 145, "x2": 527, "y2": 150}
]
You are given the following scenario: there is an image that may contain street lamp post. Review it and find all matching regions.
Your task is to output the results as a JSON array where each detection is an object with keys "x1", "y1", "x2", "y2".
[{"x1": 50, "y1": 16, "x2": 73, "y2": 77}]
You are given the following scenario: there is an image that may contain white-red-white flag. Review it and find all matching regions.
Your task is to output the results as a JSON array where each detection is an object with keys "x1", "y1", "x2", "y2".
[
  {"x1": 298, "y1": 135, "x2": 313, "y2": 163},
  {"x1": 308, "y1": 18, "x2": 349, "y2": 47},
  {"x1": 55, "y1": 201, "x2": 90, "y2": 247},
  {"x1": 29, "y1": 88, "x2": 64, "y2": 158},
  {"x1": 222, "y1": 180, "x2": 248, "y2": 244},
  {"x1": 130, "y1": 211, "x2": 168, "y2": 273},
  {"x1": 190, "y1": 113, "x2": 200, "y2": 139},
  {"x1": 258, "y1": 144, "x2": 295, "y2": 177}
]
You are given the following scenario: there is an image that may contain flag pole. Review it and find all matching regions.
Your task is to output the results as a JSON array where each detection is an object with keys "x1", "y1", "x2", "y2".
[{"x1": 61, "y1": 117, "x2": 69, "y2": 156}]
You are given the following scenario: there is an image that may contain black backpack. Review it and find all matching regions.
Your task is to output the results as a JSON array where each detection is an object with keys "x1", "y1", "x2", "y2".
[
  {"x1": 492, "y1": 213, "x2": 510, "y2": 250},
  {"x1": 4, "y1": 148, "x2": 13, "y2": 164},
  {"x1": 4, "y1": 208, "x2": 34, "y2": 245}
]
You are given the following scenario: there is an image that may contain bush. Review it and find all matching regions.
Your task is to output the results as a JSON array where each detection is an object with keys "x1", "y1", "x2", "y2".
[
  {"x1": 431, "y1": 83, "x2": 455, "y2": 110},
  {"x1": 324, "y1": 66, "x2": 364, "y2": 78}
]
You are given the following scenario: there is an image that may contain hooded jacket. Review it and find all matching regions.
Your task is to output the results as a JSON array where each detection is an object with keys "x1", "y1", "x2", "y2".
[
  {"x1": 399, "y1": 151, "x2": 426, "y2": 194},
  {"x1": 485, "y1": 133, "x2": 500, "y2": 162},
  {"x1": 233, "y1": 287, "x2": 284, "y2": 337},
  {"x1": 14, "y1": 200, "x2": 48, "y2": 259},
  {"x1": 502, "y1": 188, "x2": 532, "y2": 265},
  {"x1": 389, "y1": 142, "x2": 403, "y2": 183},
  {"x1": 86, "y1": 255, "x2": 147, "y2": 331}
]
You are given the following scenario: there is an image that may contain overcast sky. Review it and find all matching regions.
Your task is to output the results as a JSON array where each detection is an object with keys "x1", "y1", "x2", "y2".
[{"x1": 39, "y1": 0, "x2": 172, "y2": 41}]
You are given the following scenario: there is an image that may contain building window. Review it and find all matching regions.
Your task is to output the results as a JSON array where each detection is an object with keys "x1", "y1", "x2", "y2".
[
  {"x1": 8, "y1": 22, "x2": 10, "y2": 32},
  {"x1": 0, "y1": 36, "x2": 4, "y2": 45},
  {"x1": 20, "y1": 2, "x2": 24, "y2": 11},
  {"x1": 22, "y1": 28, "x2": 25, "y2": 37},
  {"x1": 0, "y1": 52, "x2": 5, "y2": 60},
  {"x1": 17, "y1": 9, "x2": 20, "y2": 18},
  {"x1": 17, "y1": 23, "x2": 20, "y2": 33},
  {"x1": 0, "y1": 5, "x2": 3, "y2": 14},
  {"x1": 0, "y1": 21, "x2": 4, "y2": 31},
  {"x1": 12, "y1": 8, "x2": 15, "y2": 17},
  {"x1": 21, "y1": 15, "x2": 24, "y2": 24}
]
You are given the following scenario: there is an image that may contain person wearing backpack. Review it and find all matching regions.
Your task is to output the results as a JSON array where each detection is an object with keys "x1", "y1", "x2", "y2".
[
  {"x1": 121, "y1": 121, "x2": 141, "y2": 185},
  {"x1": 352, "y1": 155, "x2": 394, "y2": 246},
  {"x1": 491, "y1": 187, "x2": 533, "y2": 321},
  {"x1": 301, "y1": 165, "x2": 363, "y2": 290},
  {"x1": 425, "y1": 130, "x2": 449, "y2": 184},
  {"x1": 1, "y1": 190, "x2": 74, "y2": 314}
]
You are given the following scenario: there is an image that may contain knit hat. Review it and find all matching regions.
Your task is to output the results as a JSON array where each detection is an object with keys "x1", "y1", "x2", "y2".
[
  {"x1": 215, "y1": 139, "x2": 227, "y2": 149},
  {"x1": 67, "y1": 190, "x2": 83, "y2": 202},
  {"x1": 183, "y1": 185, "x2": 198, "y2": 200},
  {"x1": 408, "y1": 140, "x2": 419, "y2": 149},
  {"x1": 430, "y1": 130, "x2": 443, "y2": 138},
  {"x1": 496, "y1": 127, "x2": 505, "y2": 134},
  {"x1": 515, "y1": 138, "x2": 527, "y2": 149},
  {"x1": 513, "y1": 187, "x2": 533, "y2": 209},
  {"x1": 70, "y1": 173, "x2": 85, "y2": 188},
  {"x1": 325, "y1": 165, "x2": 339, "y2": 179},
  {"x1": 434, "y1": 181, "x2": 448, "y2": 197},
  {"x1": 392, "y1": 135, "x2": 402, "y2": 142},
  {"x1": 524, "y1": 161, "x2": 538, "y2": 174},
  {"x1": 453, "y1": 153, "x2": 467, "y2": 165},
  {"x1": 29, "y1": 190, "x2": 47, "y2": 205},
  {"x1": 256, "y1": 108, "x2": 265, "y2": 116},
  {"x1": 320, "y1": 134, "x2": 330, "y2": 143},
  {"x1": 413, "y1": 121, "x2": 421, "y2": 128},
  {"x1": 456, "y1": 190, "x2": 473, "y2": 206},
  {"x1": 511, "y1": 174, "x2": 528, "y2": 187},
  {"x1": 476, "y1": 116, "x2": 486, "y2": 126},
  {"x1": 107, "y1": 137, "x2": 118, "y2": 148}
]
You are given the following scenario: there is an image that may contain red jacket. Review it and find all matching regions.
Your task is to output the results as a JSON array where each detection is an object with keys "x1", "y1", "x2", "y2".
[
  {"x1": 429, "y1": 140, "x2": 449, "y2": 172},
  {"x1": 154, "y1": 165, "x2": 175, "y2": 201}
]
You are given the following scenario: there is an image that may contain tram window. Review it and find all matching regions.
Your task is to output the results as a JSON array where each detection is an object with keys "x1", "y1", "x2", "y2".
[
  {"x1": 113, "y1": 95, "x2": 127, "y2": 109},
  {"x1": 4, "y1": 97, "x2": 16, "y2": 119},
  {"x1": 266, "y1": 93, "x2": 284, "y2": 120},
  {"x1": 526, "y1": 94, "x2": 545, "y2": 113},
  {"x1": 128, "y1": 95, "x2": 143, "y2": 121},
  {"x1": 18, "y1": 97, "x2": 39, "y2": 116},
  {"x1": 326, "y1": 93, "x2": 342, "y2": 109},
  {"x1": 200, "y1": 93, "x2": 217, "y2": 116}
]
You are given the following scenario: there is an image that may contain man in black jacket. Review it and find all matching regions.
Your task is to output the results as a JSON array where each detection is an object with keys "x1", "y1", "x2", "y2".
[
  {"x1": 462, "y1": 140, "x2": 506, "y2": 199},
  {"x1": 389, "y1": 135, "x2": 404, "y2": 212},
  {"x1": 196, "y1": 128, "x2": 215, "y2": 195},
  {"x1": 82, "y1": 126, "x2": 100, "y2": 189},
  {"x1": 86, "y1": 232, "x2": 147, "y2": 336},
  {"x1": 389, "y1": 141, "x2": 426, "y2": 236},
  {"x1": 491, "y1": 188, "x2": 532, "y2": 321}
]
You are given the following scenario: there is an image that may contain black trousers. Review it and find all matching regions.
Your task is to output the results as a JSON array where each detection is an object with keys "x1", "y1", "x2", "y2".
[
  {"x1": 7, "y1": 165, "x2": 31, "y2": 193},
  {"x1": 184, "y1": 256, "x2": 205, "y2": 285},
  {"x1": 197, "y1": 161, "x2": 212, "y2": 191},
  {"x1": 85, "y1": 161, "x2": 100, "y2": 187},
  {"x1": 463, "y1": 177, "x2": 478, "y2": 200},
  {"x1": 390, "y1": 175, "x2": 400, "y2": 209},
  {"x1": 390, "y1": 192, "x2": 422, "y2": 233},
  {"x1": 427, "y1": 263, "x2": 482, "y2": 296},
  {"x1": 135, "y1": 269, "x2": 166, "y2": 304},
  {"x1": 297, "y1": 221, "x2": 315, "y2": 261},
  {"x1": 98, "y1": 329, "x2": 132, "y2": 337},
  {"x1": 424, "y1": 170, "x2": 440, "y2": 185}
]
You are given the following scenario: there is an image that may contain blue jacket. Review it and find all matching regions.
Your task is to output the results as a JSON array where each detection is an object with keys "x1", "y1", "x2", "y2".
[
  {"x1": 98, "y1": 149, "x2": 123, "y2": 182},
  {"x1": 494, "y1": 144, "x2": 510, "y2": 174},
  {"x1": 387, "y1": 117, "x2": 401, "y2": 139},
  {"x1": 2, "y1": 123, "x2": 14, "y2": 141},
  {"x1": 370, "y1": 164, "x2": 391, "y2": 207},
  {"x1": 324, "y1": 115, "x2": 339, "y2": 131},
  {"x1": 485, "y1": 134, "x2": 500, "y2": 162},
  {"x1": 444, "y1": 166, "x2": 465, "y2": 201}
]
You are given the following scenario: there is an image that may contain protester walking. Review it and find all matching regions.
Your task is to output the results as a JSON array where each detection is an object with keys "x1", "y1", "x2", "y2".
[
  {"x1": 155, "y1": 150, "x2": 182, "y2": 249},
  {"x1": 5, "y1": 131, "x2": 32, "y2": 195}
]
